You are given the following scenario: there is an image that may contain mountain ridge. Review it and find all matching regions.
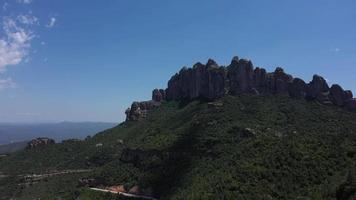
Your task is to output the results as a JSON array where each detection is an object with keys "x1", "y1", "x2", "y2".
[{"x1": 126, "y1": 56, "x2": 356, "y2": 121}]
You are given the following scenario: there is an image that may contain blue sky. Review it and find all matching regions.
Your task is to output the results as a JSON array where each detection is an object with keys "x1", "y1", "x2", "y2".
[{"x1": 0, "y1": 0, "x2": 355, "y2": 123}]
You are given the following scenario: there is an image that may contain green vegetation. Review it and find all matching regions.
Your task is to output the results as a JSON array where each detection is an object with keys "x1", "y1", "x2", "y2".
[{"x1": 1, "y1": 95, "x2": 356, "y2": 199}]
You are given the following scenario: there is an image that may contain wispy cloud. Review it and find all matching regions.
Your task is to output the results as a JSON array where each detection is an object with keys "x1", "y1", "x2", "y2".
[
  {"x1": 0, "y1": 18, "x2": 34, "y2": 72},
  {"x1": 2, "y1": 2, "x2": 9, "y2": 11},
  {"x1": 17, "y1": 14, "x2": 39, "y2": 25},
  {"x1": 46, "y1": 17, "x2": 56, "y2": 28},
  {"x1": 17, "y1": 0, "x2": 32, "y2": 4},
  {"x1": 1, "y1": 1, "x2": 55, "y2": 92},
  {"x1": 0, "y1": 78, "x2": 16, "y2": 90},
  {"x1": 330, "y1": 48, "x2": 341, "y2": 53}
]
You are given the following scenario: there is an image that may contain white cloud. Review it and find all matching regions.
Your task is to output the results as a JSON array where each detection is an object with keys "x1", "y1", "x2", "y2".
[
  {"x1": 2, "y1": 2, "x2": 9, "y2": 11},
  {"x1": 0, "y1": 18, "x2": 34, "y2": 72},
  {"x1": 46, "y1": 17, "x2": 56, "y2": 28},
  {"x1": 330, "y1": 48, "x2": 341, "y2": 52},
  {"x1": 17, "y1": 14, "x2": 39, "y2": 25},
  {"x1": 0, "y1": 78, "x2": 16, "y2": 90},
  {"x1": 17, "y1": 0, "x2": 32, "y2": 4}
]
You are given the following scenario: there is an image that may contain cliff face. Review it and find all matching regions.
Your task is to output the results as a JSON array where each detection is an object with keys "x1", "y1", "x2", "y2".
[{"x1": 125, "y1": 56, "x2": 356, "y2": 121}]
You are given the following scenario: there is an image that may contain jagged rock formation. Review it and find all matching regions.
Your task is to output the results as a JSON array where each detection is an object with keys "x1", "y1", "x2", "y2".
[
  {"x1": 125, "y1": 90, "x2": 165, "y2": 121},
  {"x1": 27, "y1": 138, "x2": 55, "y2": 149},
  {"x1": 152, "y1": 89, "x2": 166, "y2": 102},
  {"x1": 125, "y1": 56, "x2": 355, "y2": 121}
]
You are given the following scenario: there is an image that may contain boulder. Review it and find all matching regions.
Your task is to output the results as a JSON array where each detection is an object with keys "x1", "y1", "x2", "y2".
[{"x1": 288, "y1": 78, "x2": 307, "y2": 98}]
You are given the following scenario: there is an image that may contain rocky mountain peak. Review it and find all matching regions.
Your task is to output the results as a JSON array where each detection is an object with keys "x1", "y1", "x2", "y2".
[{"x1": 125, "y1": 56, "x2": 356, "y2": 121}]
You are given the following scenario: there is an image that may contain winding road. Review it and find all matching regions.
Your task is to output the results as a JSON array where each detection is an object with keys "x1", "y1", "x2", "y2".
[{"x1": 89, "y1": 187, "x2": 157, "y2": 200}]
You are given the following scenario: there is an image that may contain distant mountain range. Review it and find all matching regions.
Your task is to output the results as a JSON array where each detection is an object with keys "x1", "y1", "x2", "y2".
[{"x1": 0, "y1": 122, "x2": 117, "y2": 145}]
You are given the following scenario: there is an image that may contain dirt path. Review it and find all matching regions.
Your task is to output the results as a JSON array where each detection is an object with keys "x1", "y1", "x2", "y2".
[
  {"x1": 90, "y1": 187, "x2": 157, "y2": 200},
  {"x1": 18, "y1": 169, "x2": 92, "y2": 185},
  {"x1": 20, "y1": 169, "x2": 92, "y2": 179}
]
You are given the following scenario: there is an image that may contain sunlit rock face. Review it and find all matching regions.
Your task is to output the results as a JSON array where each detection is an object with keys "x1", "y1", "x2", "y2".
[{"x1": 125, "y1": 56, "x2": 356, "y2": 121}]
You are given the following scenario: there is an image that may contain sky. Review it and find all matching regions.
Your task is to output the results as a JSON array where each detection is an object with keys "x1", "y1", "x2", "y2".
[{"x1": 0, "y1": 0, "x2": 355, "y2": 123}]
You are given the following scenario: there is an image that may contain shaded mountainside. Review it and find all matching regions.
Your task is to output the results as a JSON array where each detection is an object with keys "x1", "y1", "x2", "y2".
[
  {"x1": 1, "y1": 95, "x2": 356, "y2": 199},
  {"x1": 0, "y1": 141, "x2": 28, "y2": 155}
]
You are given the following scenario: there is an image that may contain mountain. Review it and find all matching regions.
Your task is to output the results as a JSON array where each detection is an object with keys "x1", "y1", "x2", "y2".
[
  {"x1": 125, "y1": 57, "x2": 355, "y2": 122},
  {"x1": 0, "y1": 122, "x2": 117, "y2": 145},
  {"x1": 0, "y1": 57, "x2": 356, "y2": 200}
]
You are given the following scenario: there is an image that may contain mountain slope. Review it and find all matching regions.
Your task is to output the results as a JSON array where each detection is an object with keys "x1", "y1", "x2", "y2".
[
  {"x1": 1, "y1": 95, "x2": 356, "y2": 199},
  {"x1": 0, "y1": 141, "x2": 28, "y2": 155}
]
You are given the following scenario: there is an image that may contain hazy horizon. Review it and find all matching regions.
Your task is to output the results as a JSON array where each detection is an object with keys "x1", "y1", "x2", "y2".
[
  {"x1": 1, "y1": 0, "x2": 356, "y2": 123},
  {"x1": 0, "y1": 121, "x2": 117, "y2": 145}
]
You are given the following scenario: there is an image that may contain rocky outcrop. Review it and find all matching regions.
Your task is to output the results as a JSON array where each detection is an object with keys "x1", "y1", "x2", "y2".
[
  {"x1": 306, "y1": 75, "x2": 330, "y2": 100},
  {"x1": 165, "y1": 58, "x2": 299, "y2": 101},
  {"x1": 288, "y1": 78, "x2": 307, "y2": 98},
  {"x1": 253, "y1": 67, "x2": 267, "y2": 92},
  {"x1": 166, "y1": 59, "x2": 227, "y2": 101},
  {"x1": 125, "y1": 56, "x2": 355, "y2": 119},
  {"x1": 152, "y1": 89, "x2": 165, "y2": 102},
  {"x1": 125, "y1": 100, "x2": 161, "y2": 121},
  {"x1": 228, "y1": 57, "x2": 254, "y2": 95},
  {"x1": 27, "y1": 138, "x2": 55, "y2": 149},
  {"x1": 269, "y1": 67, "x2": 294, "y2": 94},
  {"x1": 165, "y1": 57, "x2": 355, "y2": 108},
  {"x1": 125, "y1": 88, "x2": 167, "y2": 121},
  {"x1": 330, "y1": 84, "x2": 353, "y2": 106}
]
